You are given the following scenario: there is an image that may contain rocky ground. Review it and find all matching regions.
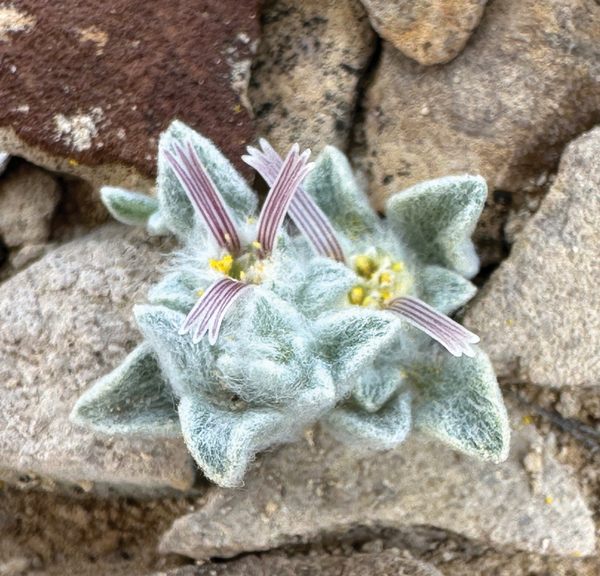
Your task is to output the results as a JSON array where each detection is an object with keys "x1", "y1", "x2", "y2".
[{"x1": 0, "y1": 0, "x2": 599, "y2": 574}]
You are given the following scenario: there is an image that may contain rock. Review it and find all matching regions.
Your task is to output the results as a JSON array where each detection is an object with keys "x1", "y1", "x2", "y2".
[
  {"x1": 355, "y1": 0, "x2": 600, "y2": 209},
  {"x1": 0, "y1": 152, "x2": 9, "y2": 174},
  {"x1": 464, "y1": 127, "x2": 600, "y2": 388},
  {"x1": 250, "y1": 0, "x2": 376, "y2": 152},
  {"x1": 0, "y1": 163, "x2": 60, "y2": 247},
  {"x1": 0, "y1": 225, "x2": 196, "y2": 494},
  {"x1": 160, "y1": 416, "x2": 594, "y2": 559},
  {"x1": 360, "y1": 0, "x2": 487, "y2": 65},
  {"x1": 153, "y1": 552, "x2": 443, "y2": 575},
  {"x1": 0, "y1": 1, "x2": 259, "y2": 189}
]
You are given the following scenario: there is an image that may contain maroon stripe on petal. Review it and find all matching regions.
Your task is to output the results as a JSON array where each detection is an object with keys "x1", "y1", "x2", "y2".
[
  {"x1": 165, "y1": 143, "x2": 240, "y2": 253},
  {"x1": 255, "y1": 144, "x2": 314, "y2": 253},
  {"x1": 244, "y1": 141, "x2": 344, "y2": 261},
  {"x1": 387, "y1": 296, "x2": 478, "y2": 357}
]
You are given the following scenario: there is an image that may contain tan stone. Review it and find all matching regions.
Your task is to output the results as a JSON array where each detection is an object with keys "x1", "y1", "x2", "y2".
[
  {"x1": 0, "y1": 225, "x2": 195, "y2": 494},
  {"x1": 250, "y1": 0, "x2": 376, "y2": 152},
  {"x1": 360, "y1": 0, "x2": 487, "y2": 65},
  {"x1": 465, "y1": 127, "x2": 600, "y2": 388}
]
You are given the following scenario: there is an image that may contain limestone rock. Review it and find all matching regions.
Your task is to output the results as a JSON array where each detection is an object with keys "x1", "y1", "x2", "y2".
[
  {"x1": 464, "y1": 127, "x2": 600, "y2": 388},
  {"x1": 0, "y1": 225, "x2": 195, "y2": 494},
  {"x1": 250, "y1": 0, "x2": 376, "y2": 152},
  {"x1": 360, "y1": 0, "x2": 487, "y2": 65},
  {"x1": 160, "y1": 419, "x2": 594, "y2": 559},
  {"x1": 153, "y1": 552, "x2": 443, "y2": 575},
  {"x1": 0, "y1": 162, "x2": 60, "y2": 247},
  {"x1": 0, "y1": 0, "x2": 259, "y2": 189},
  {"x1": 356, "y1": 0, "x2": 600, "y2": 209}
]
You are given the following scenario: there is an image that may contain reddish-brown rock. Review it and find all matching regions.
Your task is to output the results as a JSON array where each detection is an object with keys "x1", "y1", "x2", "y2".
[{"x1": 0, "y1": 1, "x2": 259, "y2": 187}]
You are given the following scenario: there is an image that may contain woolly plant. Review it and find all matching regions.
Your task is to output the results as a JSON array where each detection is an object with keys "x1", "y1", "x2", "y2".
[{"x1": 71, "y1": 120, "x2": 509, "y2": 487}]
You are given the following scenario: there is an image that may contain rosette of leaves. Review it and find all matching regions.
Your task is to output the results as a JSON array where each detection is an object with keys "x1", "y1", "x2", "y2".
[
  {"x1": 72, "y1": 121, "x2": 343, "y2": 487},
  {"x1": 72, "y1": 121, "x2": 509, "y2": 488},
  {"x1": 246, "y1": 141, "x2": 510, "y2": 462}
]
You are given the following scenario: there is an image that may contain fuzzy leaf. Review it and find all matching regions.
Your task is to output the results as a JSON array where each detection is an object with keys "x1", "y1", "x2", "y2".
[
  {"x1": 178, "y1": 393, "x2": 293, "y2": 487},
  {"x1": 292, "y1": 256, "x2": 357, "y2": 319},
  {"x1": 157, "y1": 120, "x2": 257, "y2": 239},
  {"x1": 352, "y1": 359, "x2": 406, "y2": 413},
  {"x1": 410, "y1": 347, "x2": 510, "y2": 462},
  {"x1": 315, "y1": 308, "x2": 399, "y2": 395},
  {"x1": 70, "y1": 344, "x2": 180, "y2": 437},
  {"x1": 100, "y1": 187, "x2": 158, "y2": 227},
  {"x1": 386, "y1": 175, "x2": 487, "y2": 278},
  {"x1": 417, "y1": 265, "x2": 477, "y2": 315},
  {"x1": 325, "y1": 391, "x2": 412, "y2": 450},
  {"x1": 134, "y1": 304, "x2": 215, "y2": 399},
  {"x1": 147, "y1": 271, "x2": 201, "y2": 314},
  {"x1": 303, "y1": 146, "x2": 381, "y2": 240}
]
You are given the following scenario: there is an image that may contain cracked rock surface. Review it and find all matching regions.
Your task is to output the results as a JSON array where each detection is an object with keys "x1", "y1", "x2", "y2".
[{"x1": 465, "y1": 127, "x2": 600, "y2": 388}]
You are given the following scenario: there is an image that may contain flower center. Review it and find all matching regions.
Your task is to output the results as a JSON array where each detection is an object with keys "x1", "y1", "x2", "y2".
[
  {"x1": 348, "y1": 252, "x2": 413, "y2": 308},
  {"x1": 207, "y1": 241, "x2": 271, "y2": 286}
]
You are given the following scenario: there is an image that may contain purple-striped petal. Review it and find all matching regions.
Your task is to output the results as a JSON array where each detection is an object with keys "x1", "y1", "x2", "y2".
[
  {"x1": 180, "y1": 278, "x2": 250, "y2": 344},
  {"x1": 165, "y1": 142, "x2": 241, "y2": 254},
  {"x1": 387, "y1": 296, "x2": 479, "y2": 358},
  {"x1": 253, "y1": 143, "x2": 313, "y2": 254},
  {"x1": 243, "y1": 140, "x2": 344, "y2": 261}
]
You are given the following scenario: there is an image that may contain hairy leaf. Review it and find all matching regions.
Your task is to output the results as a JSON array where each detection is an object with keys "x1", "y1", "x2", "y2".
[
  {"x1": 303, "y1": 146, "x2": 381, "y2": 240},
  {"x1": 410, "y1": 347, "x2": 510, "y2": 462},
  {"x1": 417, "y1": 265, "x2": 477, "y2": 315},
  {"x1": 325, "y1": 391, "x2": 412, "y2": 450},
  {"x1": 100, "y1": 187, "x2": 158, "y2": 227},
  {"x1": 70, "y1": 344, "x2": 180, "y2": 437},
  {"x1": 387, "y1": 175, "x2": 486, "y2": 278}
]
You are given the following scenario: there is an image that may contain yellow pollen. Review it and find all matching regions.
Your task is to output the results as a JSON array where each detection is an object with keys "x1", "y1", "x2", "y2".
[
  {"x1": 349, "y1": 286, "x2": 366, "y2": 305},
  {"x1": 68, "y1": 158, "x2": 79, "y2": 167},
  {"x1": 392, "y1": 261, "x2": 404, "y2": 272},
  {"x1": 379, "y1": 271, "x2": 392, "y2": 287},
  {"x1": 380, "y1": 290, "x2": 392, "y2": 302},
  {"x1": 362, "y1": 296, "x2": 375, "y2": 308},
  {"x1": 545, "y1": 495, "x2": 554, "y2": 505},
  {"x1": 196, "y1": 288, "x2": 205, "y2": 297},
  {"x1": 521, "y1": 414, "x2": 534, "y2": 426},
  {"x1": 239, "y1": 270, "x2": 246, "y2": 281},
  {"x1": 355, "y1": 255, "x2": 376, "y2": 278},
  {"x1": 209, "y1": 254, "x2": 233, "y2": 275},
  {"x1": 247, "y1": 216, "x2": 256, "y2": 224},
  {"x1": 251, "y1": 240, "x2": 262, "y2": 250}
]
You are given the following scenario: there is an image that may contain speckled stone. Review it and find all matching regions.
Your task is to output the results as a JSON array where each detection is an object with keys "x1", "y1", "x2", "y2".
[
  {"x1": 160, "y1": 417, "x2": 594, "y2": 559},
  {"x1": 250, "y1": 0, "x2": 376, "y2": 152},
  {"x1": 153, "y1": 552, "x2": 443, "y2": 576},
  {"x1": 0, "y1": 225, "x2": 195, "y2": 494},
  {"x1": 465, "y1": 127, "x2": 600, "y2": 388},
  {"x1": 355, "y1": 0, "x2": 600, "y2": 208},
  {"x1": 0, "y1": 0, "x2": 259, "y2": 188},
  {"x1": 360, "y1": 0, "x2": 487, "y2": 65}
]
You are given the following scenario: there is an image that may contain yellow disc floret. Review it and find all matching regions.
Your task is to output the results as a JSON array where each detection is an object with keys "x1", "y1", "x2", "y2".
[
  {"x1": 348, "y1": 251, "x2": 412, "y2": 308},
  {"x1": 349, "y1": 285, "x2": 366, "y2": 305},
  {"x1": 209, "y1": 254, "x2": 234, "y2": 275}
]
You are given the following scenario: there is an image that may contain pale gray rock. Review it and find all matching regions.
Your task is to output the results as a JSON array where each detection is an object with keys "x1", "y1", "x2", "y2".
[
  {"x1": 250, "y1": 0, "x2": 376, "y2": 152},
  {"x1": 0, "y1": 225, "x2": 196, "y2": 494},
  {"x1": 356, "y1": 0, "x2": 600, "y2": 210},
  {"x1": 465, "y1": 127, "x2": 600, "y2": 388},
  {"x1": 0, "y1": 162, "x2": 60, "y2": 247},
  {"x1": 153, "y1": 552, "x2": 443, "y2": 575},
  {"x1": 360, "y1": 0, "x2": 487, "y2": 65},
  {"x1": 0, "y1": 152, "x2": 9, "y2": 174},
  {"x1": 160, "y1": 418, "x2": 594, "y2": 559}
]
